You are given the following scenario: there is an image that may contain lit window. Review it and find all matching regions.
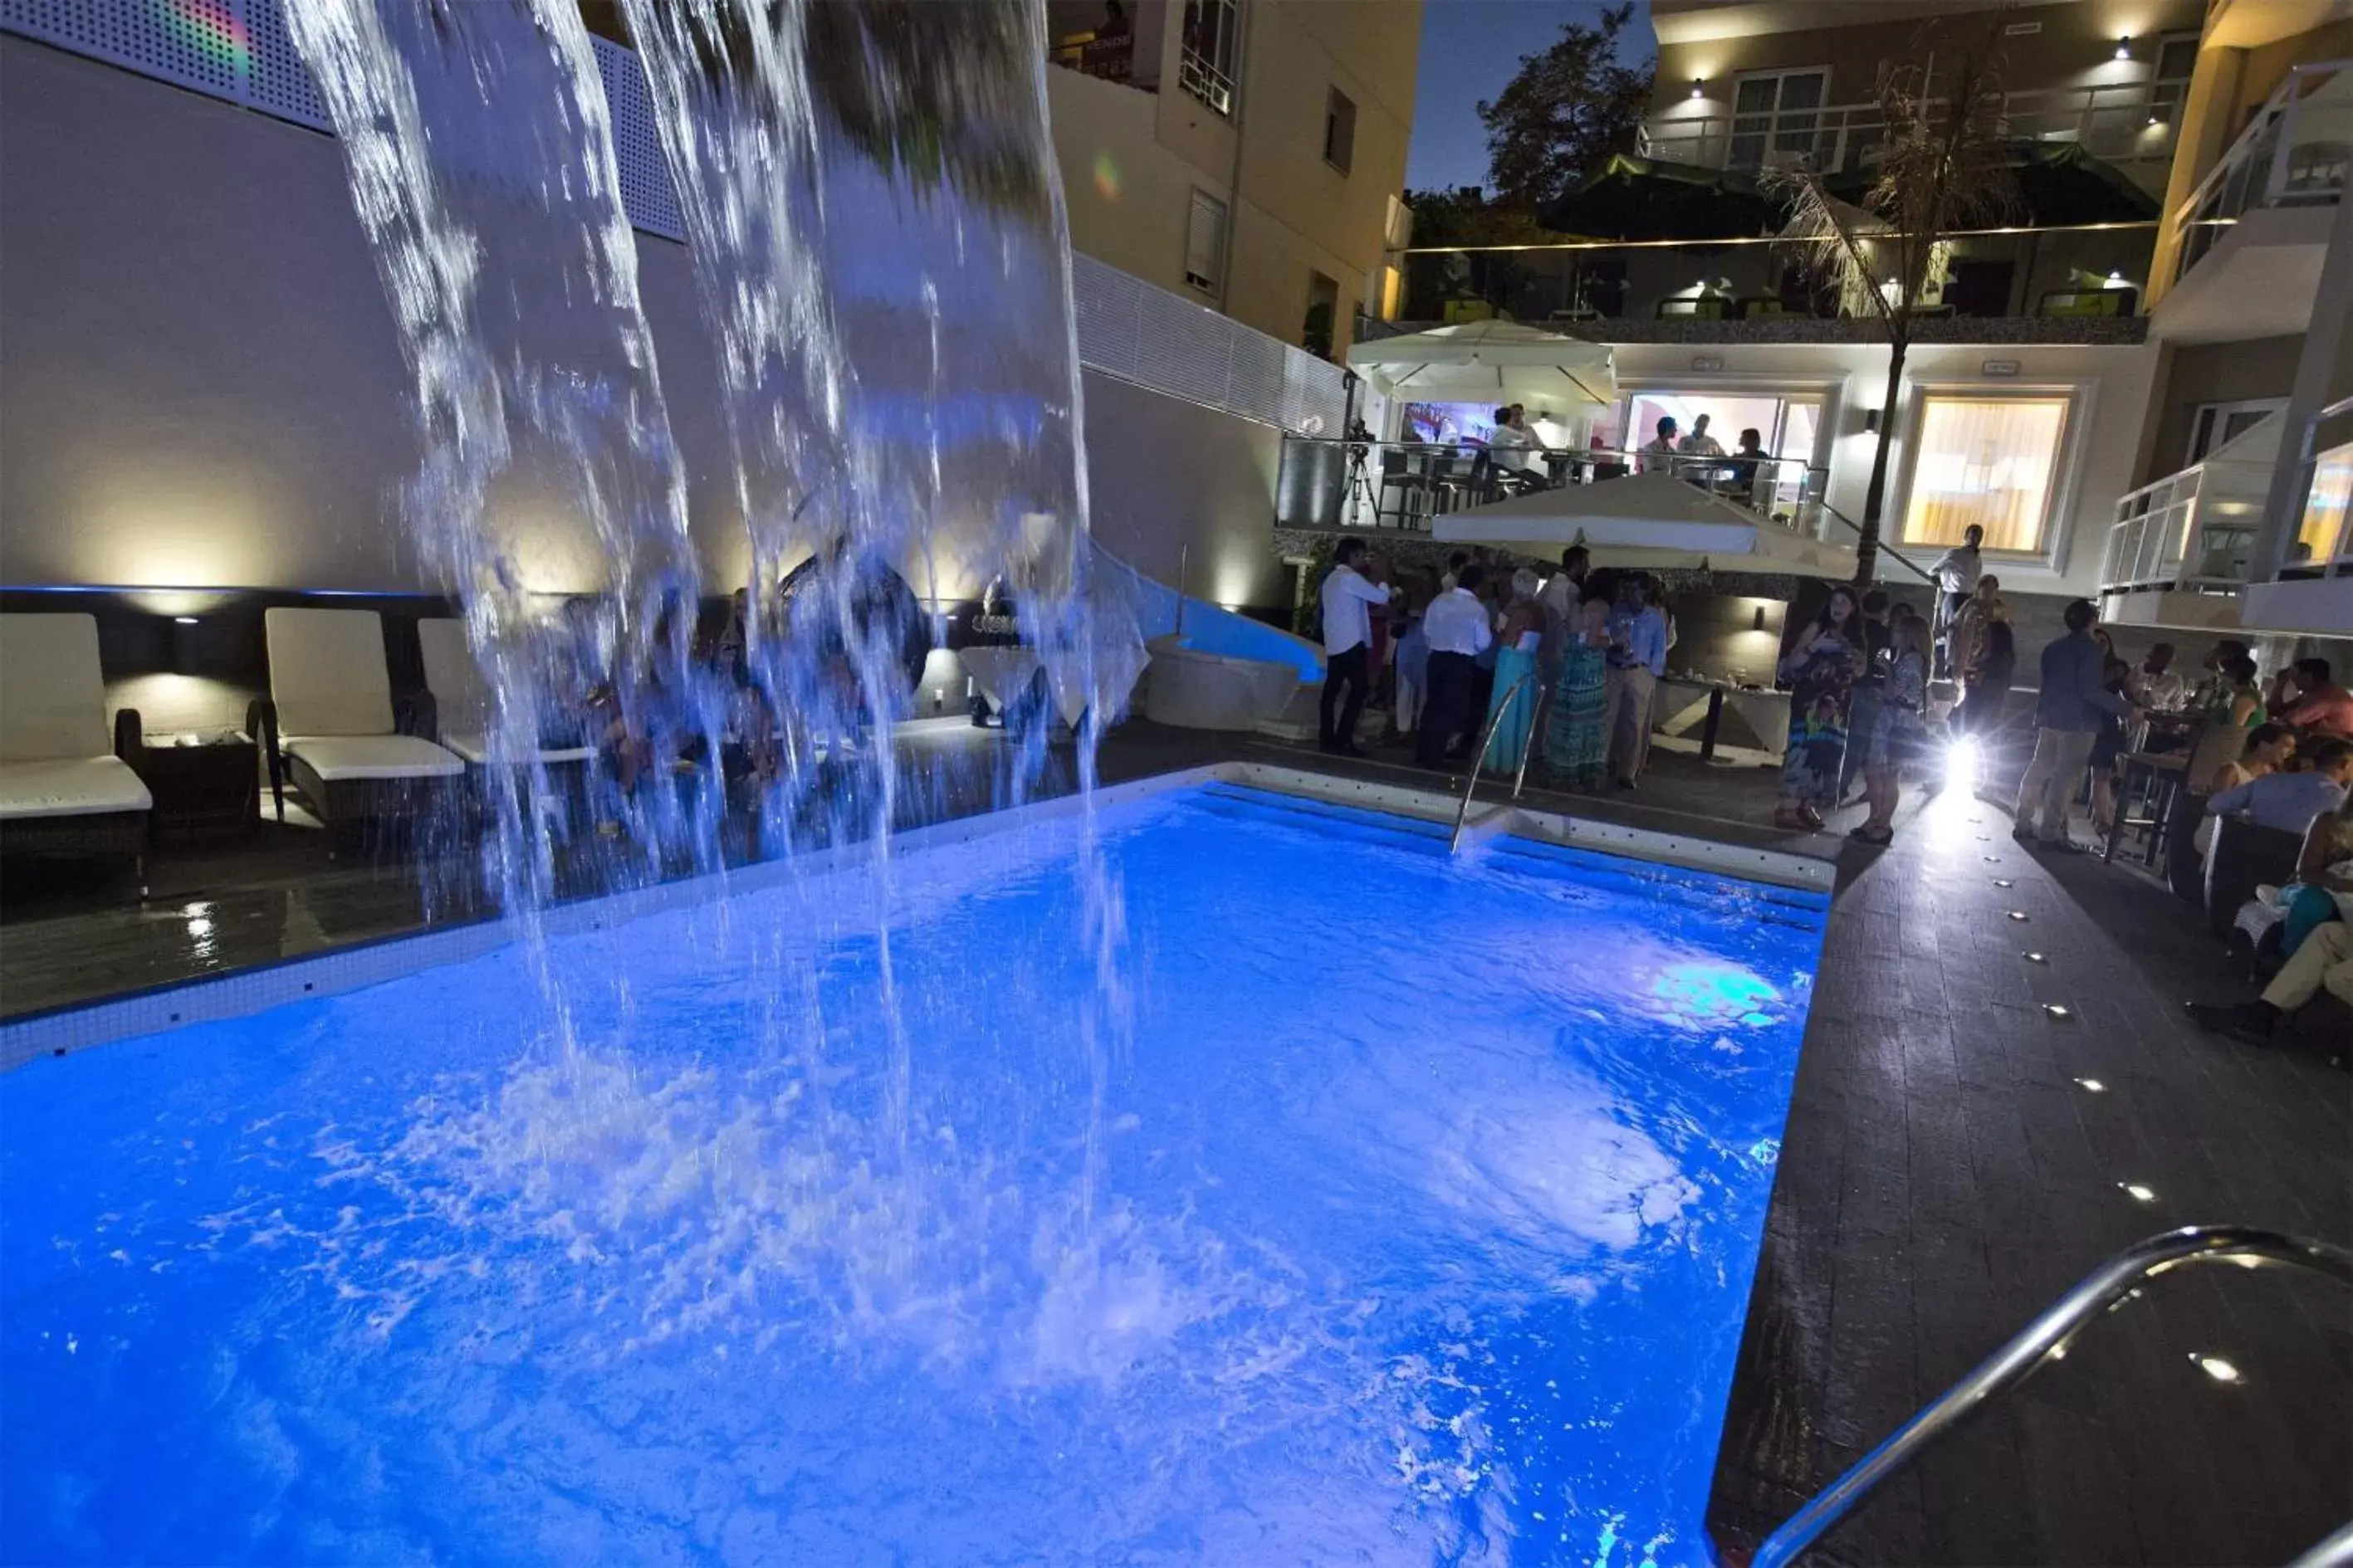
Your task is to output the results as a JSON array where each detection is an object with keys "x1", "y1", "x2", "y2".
[
  {"x1": 1323, "y1": 88, "x2": 1356, "y2": 175},
  {"x1": 1901, "y1": 394, "x2": 2072, "y2": 554},
  {"x1": 1185, "y1": 188, "x2": 1227, "y2": 294}
]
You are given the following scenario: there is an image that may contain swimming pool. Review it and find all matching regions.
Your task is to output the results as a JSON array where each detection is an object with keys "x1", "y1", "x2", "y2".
[{"x1": 2, "y1": 779, "x2": 1827, "y2": 1566}]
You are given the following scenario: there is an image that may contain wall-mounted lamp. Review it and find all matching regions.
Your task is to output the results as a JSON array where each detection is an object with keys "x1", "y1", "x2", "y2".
[
  {"x1": 2106, "y1": 268, "x2": 2126, "y2": 286},
  {"x1": 173, "y1": 615, "x2": 198, "y2": 625},
  {"x1": 2115, "y1": 35, "x2": 2133, "y2": 60},
  {"x1": 1863, "y1": 408, "x2": 1882, "y2": 434},
  {"x1": 1690, "y1": 77, "x2": 1705, "y2": 99},
  {"x1": 2147, "y1": 110, "x2": 2165, "y2": 125},
  {"x1": 1752, "y1": 604, "x2": 1768, "y2": 631}
]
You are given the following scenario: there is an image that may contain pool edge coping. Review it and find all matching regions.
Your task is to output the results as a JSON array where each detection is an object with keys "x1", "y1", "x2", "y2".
[{"x1": 1, "y1": 761, "x2": 1832, "y2": 1068}]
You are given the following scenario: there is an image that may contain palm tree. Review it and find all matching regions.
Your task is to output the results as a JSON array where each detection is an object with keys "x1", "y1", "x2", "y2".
[{"x1": 1767, "y1": 22, "x2": 2018, "y2": 580}]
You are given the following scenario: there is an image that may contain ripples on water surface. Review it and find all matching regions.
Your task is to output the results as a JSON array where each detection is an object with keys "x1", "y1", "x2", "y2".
[{"x1": 2, "y1": 786, "x2": 1826, "y2": 1566}]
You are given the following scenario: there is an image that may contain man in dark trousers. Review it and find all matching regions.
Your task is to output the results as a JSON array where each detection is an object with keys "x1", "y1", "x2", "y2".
[
  {"x1": 1416, "y1": 563, "x2": 1494, "y2": 767},
  {"x1": 1317, "y1": 538, "x2": 1394, "y2": 756}
]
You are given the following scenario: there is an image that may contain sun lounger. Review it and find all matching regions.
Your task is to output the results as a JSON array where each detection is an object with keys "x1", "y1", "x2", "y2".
[
  {"x1": 257, "y1": 608, "x2": 462, "y2": 837},
  {"x1": 0, "y1": 613, "x2": 152, "y2": 889}
]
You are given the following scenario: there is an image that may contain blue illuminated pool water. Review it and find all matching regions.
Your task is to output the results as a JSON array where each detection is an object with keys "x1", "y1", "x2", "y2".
[{"x1": 2, "y1": 784, "x2": 1827, "y2": 1566}]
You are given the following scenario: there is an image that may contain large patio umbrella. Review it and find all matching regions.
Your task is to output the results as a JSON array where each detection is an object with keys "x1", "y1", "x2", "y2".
[
  {"x1": 1433, "y1": 472, "x2": 1860, "y2": 579},
  {"x1": 1538, "y1": 153, "x2": 1784, "y2": 242},
  {"x1": 1826, "y1": 139, "x2": 2159, "y2": 226},
  {"x1": 1345, "y1": 320, "x2": 1616, "y2": 408}
]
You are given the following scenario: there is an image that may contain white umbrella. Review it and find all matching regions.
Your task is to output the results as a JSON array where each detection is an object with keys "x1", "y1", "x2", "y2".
[
  {"x1": 1346, "y1": 321, "x2": 1616, "y2": 409},
  {"x1": 1434, "y1": 472, "x2": 1860, "y2": 579}
]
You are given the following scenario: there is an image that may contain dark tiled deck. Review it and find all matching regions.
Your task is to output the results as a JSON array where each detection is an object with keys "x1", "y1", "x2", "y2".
[{"x1": 2, "y1": 720, "x2": 2346, "y2": 1563}]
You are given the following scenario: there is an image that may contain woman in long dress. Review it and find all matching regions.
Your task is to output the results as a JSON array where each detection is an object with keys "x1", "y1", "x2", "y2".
[
  {"x1": 1544, "y1": 594, "x2": 1612, "y2": 789},
  {"x1": 1773, "y1": 585, "x2": 1863, "y2": 830},
  {"x1": 1482, "y1": 569, "x2": 1546, "y2": 774}
]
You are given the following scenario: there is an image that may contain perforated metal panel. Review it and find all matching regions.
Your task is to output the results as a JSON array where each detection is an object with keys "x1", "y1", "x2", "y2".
[
  {"x1": 591, "y1": 32, "x2": 683, "y2": 242},
  {"x1": 1069, "y1": 252, "x2": 1346, "y2": 435},
  {"x1": 240, "y1": 0, "x2": 325, "y2": 129},
  {"x1": 2, "y1": 0, "x2": 243, "y2": 99}
]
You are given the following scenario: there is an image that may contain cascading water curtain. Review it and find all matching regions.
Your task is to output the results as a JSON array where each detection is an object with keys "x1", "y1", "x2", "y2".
[{"x1": 285, "y1": 0, "x2": 718, "y2": 926}]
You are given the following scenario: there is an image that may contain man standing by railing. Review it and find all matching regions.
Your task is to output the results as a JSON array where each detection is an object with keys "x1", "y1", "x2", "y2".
[
  {"x1": 1318, "y1": 538, "x2": 1396, "y2": 759},
  {"x1": 1930, "y1": 524, "x2": 1984, "y2": 678}
]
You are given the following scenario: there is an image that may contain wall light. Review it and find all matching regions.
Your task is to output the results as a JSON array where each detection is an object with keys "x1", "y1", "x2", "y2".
[
  {"x1": 1752, "y1": 604, "x2": 1766, "y2": 631},
  {"x1": 173, "y1": 615, "x2": 198, "y2": 625},
  {"x1": 2106, "y1": 269, "x2": 2126, "y2": 286},
  {"x1": 1862, "y1": 408, "x2": 1882, "y2": 434},
  {"x1": 1690, "y1": 77, "x2": 1705, "y2": 99},
  {"x1": 2115, "y1": 35, "x2": 2132, "y2": 59}
]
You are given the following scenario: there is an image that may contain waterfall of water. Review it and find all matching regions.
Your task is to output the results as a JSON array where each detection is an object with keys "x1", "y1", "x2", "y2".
[
  {"x1": 290, "y1": 0, "x2": 1144, "y2": 1217},
  {"x1": 284, "y1": 0, "x2": 720, "y2": 926}
]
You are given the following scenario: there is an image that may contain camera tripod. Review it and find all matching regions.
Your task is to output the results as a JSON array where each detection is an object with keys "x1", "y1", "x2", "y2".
[{"x1": 1343, "y1": 436, "x2": 1381, "y2": 526}]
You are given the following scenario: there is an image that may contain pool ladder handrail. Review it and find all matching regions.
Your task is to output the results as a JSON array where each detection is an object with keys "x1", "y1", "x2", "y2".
[
  {"x1": 1748, "y1": 1225, "x2": 2353, "y2": 1568},
  {"x1": 1447, "y1": 668, "x2": 1547, "y2": 853}
]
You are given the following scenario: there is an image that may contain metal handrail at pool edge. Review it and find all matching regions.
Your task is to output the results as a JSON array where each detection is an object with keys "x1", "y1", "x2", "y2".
[
  {"x1": 1746, "y1": 1225, "x2": 2353, "y2": 1568},
  {"x1": 1448, "y1": 667, "x2": 1536, "y2": 854}
]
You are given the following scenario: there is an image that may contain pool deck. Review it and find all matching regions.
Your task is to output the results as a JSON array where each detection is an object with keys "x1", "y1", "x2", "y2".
[{"x1": 2, "y1": 718, "x2": 2346, "y2": 1564}]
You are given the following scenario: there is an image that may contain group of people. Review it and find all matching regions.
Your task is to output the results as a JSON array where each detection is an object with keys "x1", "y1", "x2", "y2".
[
  {"x1": 1636, "y1": 413, "x2": 1774, "y2": 499},
  {"x1": 1316, "y1": 540, "x2": 1669, "y2": 790}
]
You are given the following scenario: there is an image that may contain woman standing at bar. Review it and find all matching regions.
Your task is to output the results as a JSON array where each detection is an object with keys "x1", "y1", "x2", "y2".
[{"x1": 1773, "y1": 586, "x2": 1864, "y2": 831}]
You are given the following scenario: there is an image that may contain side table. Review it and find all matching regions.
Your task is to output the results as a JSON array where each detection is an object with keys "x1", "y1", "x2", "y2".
[{"x1": 135, "y1": 733, "x2": 260, "y2": 843}]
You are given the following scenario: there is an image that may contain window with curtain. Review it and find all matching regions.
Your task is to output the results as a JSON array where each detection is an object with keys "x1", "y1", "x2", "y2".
[{"x1": 1900, "y1": 395, "x2": 2072, "y2": 553}]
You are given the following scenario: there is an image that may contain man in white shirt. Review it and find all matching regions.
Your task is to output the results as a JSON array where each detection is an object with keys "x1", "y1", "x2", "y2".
[
  {"x1": 1487, "y1": 405, "x2": 1532, "y2": 471},
  {"x1": 1318, "y1": 537, "x2": 1396, "y2": 757},
  {"x1": 1930, "y1": 524, "x2": 1984, "y2": 676},
  {"x1": 1678, "y1": 413, "x2": 1725, "y2": 458},
  {"x1": 1415, "y1": 564, "x2": 1494, "y2": 768},
  {"x1": 1637, "y1": 415, "x2": 1680, "y2": 475}
]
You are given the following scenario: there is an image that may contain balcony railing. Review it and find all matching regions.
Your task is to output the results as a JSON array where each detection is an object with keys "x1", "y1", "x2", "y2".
[
  {"x1": 1049, "y1": 29, "x2": 1142, "y2": 87},
  {"x1": 1641, "y1": 78, "x2": 2184, "y2": 177},
  {"x1": 2289, "y1": 395, "x2": 2353, "y2": 577},
  {"x1": 2167, "y1": 60, "x2": 2351, "y2": 291},
  {"x1": 1399, "y1": 225, "x2": 2155, "y2": 330},
  {"x1": 2100, "y1": 458, "x2": 2274, "y2": 597},
  {"x1": 1275, "y1": 439, "x2": 1826, "y2": 529}
]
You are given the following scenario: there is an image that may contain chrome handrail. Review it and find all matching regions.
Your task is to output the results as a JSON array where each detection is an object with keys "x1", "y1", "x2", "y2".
[
  {"x1": 1448, "y1": 667, "x2": 1535, "y2": 853},
  {"x1": 1510, "y1": 678, "x2": 1554, "y2": 804},
  {"x1": 1752, "y1": 1225, "x2": 2353, "y2": 1568}
]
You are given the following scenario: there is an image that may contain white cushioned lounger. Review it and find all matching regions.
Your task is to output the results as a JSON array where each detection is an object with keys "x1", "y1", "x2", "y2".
[
  {"x1": 0, "y1": 613, "x2": 154, "y2": 822},
  {"x1": 416, "y1": 618, "x2": 594, "y2": 767},
  {"x1": 263, "y1": 608, "x2": 463, "y2": 791}
]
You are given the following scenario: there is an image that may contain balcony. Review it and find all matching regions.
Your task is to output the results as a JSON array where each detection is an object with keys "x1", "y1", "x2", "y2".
[
  {"x1": 2166, "y1": 61, "x2": 2349, "y2": 287},
  {"x1": 2101, "y1": 400, "x2": 2353, "y2": 636},
  {"x1": 1046, "y1": 1, "x2": 1161, "y2": 92},
  {"x1": 1395, "y1": 227, "x2": 2155, "y2": 343},
  {"x1": 1641, "y1": 79, "x2": 2183, "y2": 190}
]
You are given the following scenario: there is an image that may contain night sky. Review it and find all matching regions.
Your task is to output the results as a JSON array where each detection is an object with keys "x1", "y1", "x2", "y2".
[{"x1": 1405, "y1": 0, "x2": 1656, "y2": 194}]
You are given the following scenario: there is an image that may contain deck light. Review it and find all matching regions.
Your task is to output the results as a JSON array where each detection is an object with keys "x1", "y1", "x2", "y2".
[
  {"x1": 2193, "y1": 1354, "x2": 2240, "y2": 1384},
  {"x1": 2075, "y1": 1077, "x2": 2105, "y2": 1092},
  {"x1": 2121, "y1": 1182, "x2": 2156, "y2": 1203},
  {"x1": 1993, "y1": 878, "x2": 2013, "y2": 887},
  {"x1": 2008, "y1": 911, "x2": 2028, "y2": 921},
  {"x1": 173, "y1": 615, "x2": 198, "y2": 625},
  {"x1": 2023, "y1": 950, "x2": 2046, "y2": 962},
  {"x1": 2043, "y1": 1003, "x2": 2073, "y2": 1021},
  {"x1": 1690, "y1": 77, "x2": 1705, "y2": 99},
  {"x1": 2115, "y1": 35, "x2": 2132, "y2": 59}
]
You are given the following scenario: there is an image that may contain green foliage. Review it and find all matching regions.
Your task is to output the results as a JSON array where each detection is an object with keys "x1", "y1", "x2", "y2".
[
  {"x1": 1399, "y1": 187, "x2": 1556, "y2": 249},
  {"x1": 1477, "y1": 2, "x2": 1654, "y2": 212}
]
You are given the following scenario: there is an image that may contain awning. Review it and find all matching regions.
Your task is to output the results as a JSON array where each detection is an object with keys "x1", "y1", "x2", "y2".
[
  {"x1": 1345, "y1": 320, "x2": 1616, "y2": 409},
  {"x1": 1433, "y1": 472, "x2": 1860, "y2": 579}
]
